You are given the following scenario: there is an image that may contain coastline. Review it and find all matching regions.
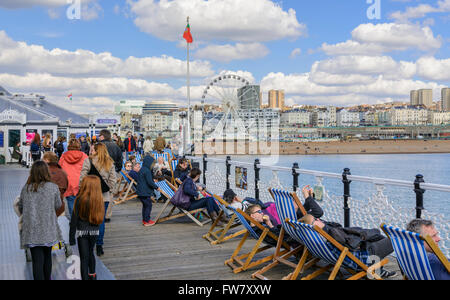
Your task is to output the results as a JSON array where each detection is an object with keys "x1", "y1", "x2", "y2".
[{"x1": 195, "y1": 139, "x2": 450, "y2": 155}]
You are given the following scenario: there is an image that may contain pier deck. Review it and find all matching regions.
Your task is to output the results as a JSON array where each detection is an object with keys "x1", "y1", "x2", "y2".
[{"x1": 1, "y1": 165, "x2": 402, "y2": 280}]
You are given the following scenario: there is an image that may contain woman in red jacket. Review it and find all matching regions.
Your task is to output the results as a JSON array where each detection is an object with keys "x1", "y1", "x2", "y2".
[{"x1": 59, "y1": 139, "x2": 88, "y2": 219}]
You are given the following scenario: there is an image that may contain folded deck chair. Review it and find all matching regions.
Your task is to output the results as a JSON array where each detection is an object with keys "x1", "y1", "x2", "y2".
[
  {"x1": 252, "y1": 188, "x2": 309, "y2": 280},
  {"x1": 202, "y1": 195, "x2": 247, "y2": 246},
  {"x1": 169, "y1": 159, "x2": 178, "y2": 185},
  {"x1": 285, "y1": 220, "x2": 388, "y2": 280},
  {"x1": 153, "y1": 180, "x2": 211, "y2": 227},
  {"x1": 113, "y1": 171, "x2": 138, "y2": 205},
  {"x1": 223, "y1": 204, "x2": 291, "y2": 274},
  {"x1": 381, "y1": 223, "x2": 450, "y2": 280}
]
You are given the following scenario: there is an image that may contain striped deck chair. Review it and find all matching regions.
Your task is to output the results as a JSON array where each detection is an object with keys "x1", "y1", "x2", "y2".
[
  {"x1": 285, "y1": 220, "x2": 389, "y2": 280},
  {"x1": 152, "y1": 151, "x2": 169, "y2": 162},
  {"x1": 169, "y1": 159, "x2": 178, "y2": 184},
  {"x1": 203, "y1": 195, "x2": 246, "y2": 246},
  {"x1": 153, "y1": 180, "x2": 211, "y2": 227},
  {"x1": 222, "y1": 203, "x2": 291, "y2": 274},
  {"x1": 163, "y1": 148, "x2": 173, "y2": 159},
  {"x1": 252, "y1": 188, "x2": 309, "y2": 280},
  {"x1": 381, "y1": 223, "x2": 450, "y2": 280},
  {"x1": 113, "y1": 171, "x2": 138, "y2": 205}
]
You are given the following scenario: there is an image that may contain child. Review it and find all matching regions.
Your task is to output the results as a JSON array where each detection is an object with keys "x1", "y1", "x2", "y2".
[{"x1": 69, "y1": 175, "x2": 105, "y2": 280}]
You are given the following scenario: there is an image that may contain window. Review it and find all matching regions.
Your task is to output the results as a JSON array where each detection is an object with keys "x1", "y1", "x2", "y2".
[{"x1": 8, "y1": 129, "x2": 20, "y2": 147}]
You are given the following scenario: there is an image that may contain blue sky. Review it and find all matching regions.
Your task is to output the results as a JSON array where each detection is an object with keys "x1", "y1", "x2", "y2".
[{"x1": 0, "y1": 0, "x2": 449, "y2": 112}]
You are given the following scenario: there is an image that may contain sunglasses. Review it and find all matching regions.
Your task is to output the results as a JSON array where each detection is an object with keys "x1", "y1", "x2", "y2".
[{"x1": 252, "y1": 210, "x2": 263, "y2": 215}]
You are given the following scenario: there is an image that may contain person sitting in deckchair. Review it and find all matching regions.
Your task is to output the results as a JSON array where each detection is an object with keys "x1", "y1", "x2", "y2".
[
  {"x1": 300, "y1": 214, "x2": 396, "y2": 278},
  {"x1": 124, "y1": 161, "x2": 133, "y2": 173},
  {"x1": 174, "y1": 158, "x2": 190, "y2": 182},
  {"x1": 296, "y1": 185, "x2": 324, "y2": 219},
  {"x1": 245, "y1": 204, "x2": 300, "y2": 248},
  {"x1": 224, "y1": 189, "x2": 280, "y2": 226},
  {"x1": 406, "y1": 219, "x2": 450, "y2": 280}
]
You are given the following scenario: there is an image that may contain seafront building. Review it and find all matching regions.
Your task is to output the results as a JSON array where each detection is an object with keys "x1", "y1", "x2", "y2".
[
  {"x1": 442, "y1": 88, "x2": 450, "y2": 112},
  {"x1": 268, "y1": 90, "x2": 285, "y2": 110},
  {"x1": 337, "y1": 109, "x2": 360, "y2": 127},
  {"x1": 389, "y1": 106, "x2": 428, "y2": 126}
]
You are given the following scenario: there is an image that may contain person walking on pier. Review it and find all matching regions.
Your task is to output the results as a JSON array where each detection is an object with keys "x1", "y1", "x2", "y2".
[
  {"x1": 80, "y1": 143, "x2": 117, "y2": 257},
  {"x1": 124, "y1": 131, "x2": 137, "y2": 161},
  {"x1": 17, "y1": 161, "x2": 64, "y2": 280},
  {"x1": 69, "y1": 176, "x2": 105, "y2": 280}
]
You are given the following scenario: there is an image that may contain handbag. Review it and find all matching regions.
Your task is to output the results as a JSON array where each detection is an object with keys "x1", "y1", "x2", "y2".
[
  {"x1": 87, "y1": 159, "x2": 110, "y2": 193},
  {"x1": 170, "y1": 182, "x2": 191, "y2": 210}
]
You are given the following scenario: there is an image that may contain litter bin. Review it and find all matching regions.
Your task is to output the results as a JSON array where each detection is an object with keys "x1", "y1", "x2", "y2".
[{"x1": 0, "y1": 154, "x2": 5, "y2": 165}]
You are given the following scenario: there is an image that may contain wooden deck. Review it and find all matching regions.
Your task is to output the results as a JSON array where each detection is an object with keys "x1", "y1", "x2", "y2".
[{"x1": 102, "y1": 198, "x2": 402, "y2": 280}]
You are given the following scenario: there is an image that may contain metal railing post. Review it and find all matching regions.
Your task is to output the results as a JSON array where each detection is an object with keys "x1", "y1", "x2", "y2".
[
  {"x1": 342, "y1": 168, "x2": 351, "y2": 228},
  {"x1": 414, "y1": 174, "x2": 425, "y2": 219},
  {"x1": 202, "y1": 154, "x2": 207, "y2": 185},
  {"x1": 226, "y1": 156, "x2": 231, "y2": 190},
  {"x1": 254, "y1": 159, "x2": 260, "y2": 201},
  {"x1": 293, "y1": 163, "x2": 299, "y2": 192}
]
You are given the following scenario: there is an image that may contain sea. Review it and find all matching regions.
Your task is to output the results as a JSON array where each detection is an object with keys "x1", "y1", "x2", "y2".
[{"x1": 206, "y1": 153, "x2": 450, "y2": 219}]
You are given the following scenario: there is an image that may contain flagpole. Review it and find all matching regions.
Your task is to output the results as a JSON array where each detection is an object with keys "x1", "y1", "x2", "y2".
[{"x1": 186, "y1": 16, "x2": 191, "y2": 156}]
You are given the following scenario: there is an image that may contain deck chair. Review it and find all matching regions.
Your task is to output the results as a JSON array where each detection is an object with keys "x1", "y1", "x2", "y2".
[
  {"x1": 113, "y1": 171, "x2": 138, "y2": 205},
  {"x1": 285, "y1": 220, "x2": 388, "y2": 280},
  {"x1": 203, "y1": 195, "x2": 247, "y2": 246},
  {"x1": 153, "y1": 180, "x2": 211, "y2": 227},
  {"x1": 252, "y1": 188, "x2": 308, "y2": 280},
  {"x1": 163, "y1": 148, "x2": 174, "y2": 159},
  {"x1": 223, "y1": 204, "x2": 291, "y2": 274},
  {"x1": 152, "y1": 152, "x2": 169, "y2": 162},
  {"x1": 169, "y1": 159, "x2": 178, "y2": 184},
  {"x1": 381, "y1": 223, "x2": 450, "y2": 280}
]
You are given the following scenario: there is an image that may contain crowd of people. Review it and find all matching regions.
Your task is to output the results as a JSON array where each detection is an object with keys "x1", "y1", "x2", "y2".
[{"x1": 13, "y1": 130, "x2": 449, "y2": 280}]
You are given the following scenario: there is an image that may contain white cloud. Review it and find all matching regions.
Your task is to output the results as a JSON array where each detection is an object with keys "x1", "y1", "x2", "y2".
[
  {"x1": 127, "y1": 0, "x2": 306, "y2": 42},
  {"x1": 290, "y1": 48, "x2": 301, "y2": 59},
  {"x1": 0, "y1": 31, "x2": 214, "y2": 79},
  {"x1": 389, "y1": 0, "x2": 450, "y2": 22},
  {"x1": 194, "y1": 43, "x2": 269, "y2": 62},
  {"x1": 416, "y1": 56, "x2": 450, "y2": 81},
  {"x1": 322, "y1": 23, "x2": 442, "y2": 56}
]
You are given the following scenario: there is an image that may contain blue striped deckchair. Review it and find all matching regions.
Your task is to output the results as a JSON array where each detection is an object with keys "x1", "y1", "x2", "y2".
[
  {"x1": 286, "y1": 220, "x2": 389, "y2": 280},
  {"x1": 163, "y1": 148, "x2": 173, "y2": 159},
  {"x1": 152, "y1": 152, "x2": 169, "y2": 162},
  {"x1": 252, "y1": 188, "x2": 309, "y2": 280},
  {"x1": 113, "y1": 171, "x2": 138, "y2": 205},
  {"x1": 202, "y1": 195, "x2": 246, "y2": 246},
  {"x1": 222, "y1": 202, "x2": 291, "y2": 274},
  {"x1": 381, "y1": 223, "x2": 450, "y2": 280},
  {"x1": 153, "y1": 180, "x2": 211, "y2": 227},
  {"x1": 169, "y1": 159, "x2": 178, "y2": 184}
]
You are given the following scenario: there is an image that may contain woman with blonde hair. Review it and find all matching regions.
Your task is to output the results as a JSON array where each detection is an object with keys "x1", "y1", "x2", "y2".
[
  {"x1": 43, "y1": 134, "x2": 52, "y2": 152},
  {"x1": 69, "y1": 175, "x2": 105, "y2": 280},
  {"x1": 80, "y1": 143, "x2": 116, "y2": 256}
]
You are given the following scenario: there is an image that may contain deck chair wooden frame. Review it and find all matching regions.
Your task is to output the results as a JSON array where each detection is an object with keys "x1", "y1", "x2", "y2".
[
  {"x1": 381, "y1": 223, "x2": 450, "y2": 280},
  {"x1": 203, "y1": 195, "x2": 247, "y2": 246},
  {"x1": 286, "y1": 219, "x2": 389, "y2": 280},
  {"x1": 252, "y1": 188, "x2": 309, "y2": 280},
  {"x1": 113, "y1": 171, "x2": 138, "y2": 205},
  {"x1": 169, "y1": 159, "x2": 178, "y2": 185},
  {"x1": 153, "y1": 180, "x2": 211, "y2": 227},
  {"x1": 222, "y1": 203, "x2": 291, "y2": 274}
]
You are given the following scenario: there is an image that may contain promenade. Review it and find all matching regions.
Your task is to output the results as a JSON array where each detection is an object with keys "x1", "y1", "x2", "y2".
[{"x1": 0, "y1": 164, "x2": 402, "y2": 280}]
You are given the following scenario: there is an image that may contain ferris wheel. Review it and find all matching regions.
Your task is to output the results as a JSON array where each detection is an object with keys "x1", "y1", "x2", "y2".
[{"x1": 200, "y1": 74, "x2": 260, "y2": 141}]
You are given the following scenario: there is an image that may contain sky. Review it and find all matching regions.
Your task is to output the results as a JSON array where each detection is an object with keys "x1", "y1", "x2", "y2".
[{"x1": 0, "y1": 0, "x2": 449, "y2": 113}]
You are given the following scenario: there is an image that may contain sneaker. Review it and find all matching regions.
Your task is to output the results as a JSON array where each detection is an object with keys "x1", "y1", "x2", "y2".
[
  {"x1": 379, "y1": 268, "x2": 397, "y2": 279},
  {"x1": 143, "y1": 220, "x2": 156, "y2": 227}
]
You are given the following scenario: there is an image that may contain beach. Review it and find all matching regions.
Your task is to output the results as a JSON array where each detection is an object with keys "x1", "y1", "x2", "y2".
[{"x1": 195, "y1": 139, "x2": 450, "y2": 155}]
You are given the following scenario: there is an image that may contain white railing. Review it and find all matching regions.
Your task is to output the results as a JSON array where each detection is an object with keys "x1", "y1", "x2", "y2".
[{"x1": 186, "y1": 155, "x2": 450, "y2": 257}]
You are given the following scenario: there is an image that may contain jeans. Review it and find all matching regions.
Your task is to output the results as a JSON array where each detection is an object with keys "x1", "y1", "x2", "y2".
[
  {"x1": 188, "y1": 197, "x2": 219, "y2": 215},
  {"x1": 66, "y1": 195, "x2": 76, "y2": 220},
  {"x1": 77, "y1": 235, "x2": 97, "y2": 280},
  {"x1": 30, "y1": 246, "x2": 52, "y2": 280},
  {"x1": 139, "y1": 196, "x2": 153, "y2": 222},
  {"x1": 97, "y1": 202, "x2": 109, "y2": 246},
  {"x1": 126, "y1": 151, "x2": 135, "y2": 161}
]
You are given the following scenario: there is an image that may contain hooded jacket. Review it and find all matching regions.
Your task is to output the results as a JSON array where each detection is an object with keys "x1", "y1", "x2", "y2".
[
  {"x1": 135, "y1": 155, "x2": 158, "y2": 197},
  {"x1": 59, "y1": 150, "x2": 88, "y2": 197}
]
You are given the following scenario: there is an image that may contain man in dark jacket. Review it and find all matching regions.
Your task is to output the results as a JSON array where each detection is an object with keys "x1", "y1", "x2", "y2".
[
  {"x1": 136, "y1": 156, "x2": 161, "y2": 226},
  {"x1": 124, "y1": 131, "x2": 137, "y2": 160},
  {"x1": 79, "y1": 136, "x2": 90, "y2": 156},
  {"x1": 174, "y1": 158, "x2": 190, "y2": 182},
  {"x1": 98, "y1": 129, "x2": 123, "y2": 173}
]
